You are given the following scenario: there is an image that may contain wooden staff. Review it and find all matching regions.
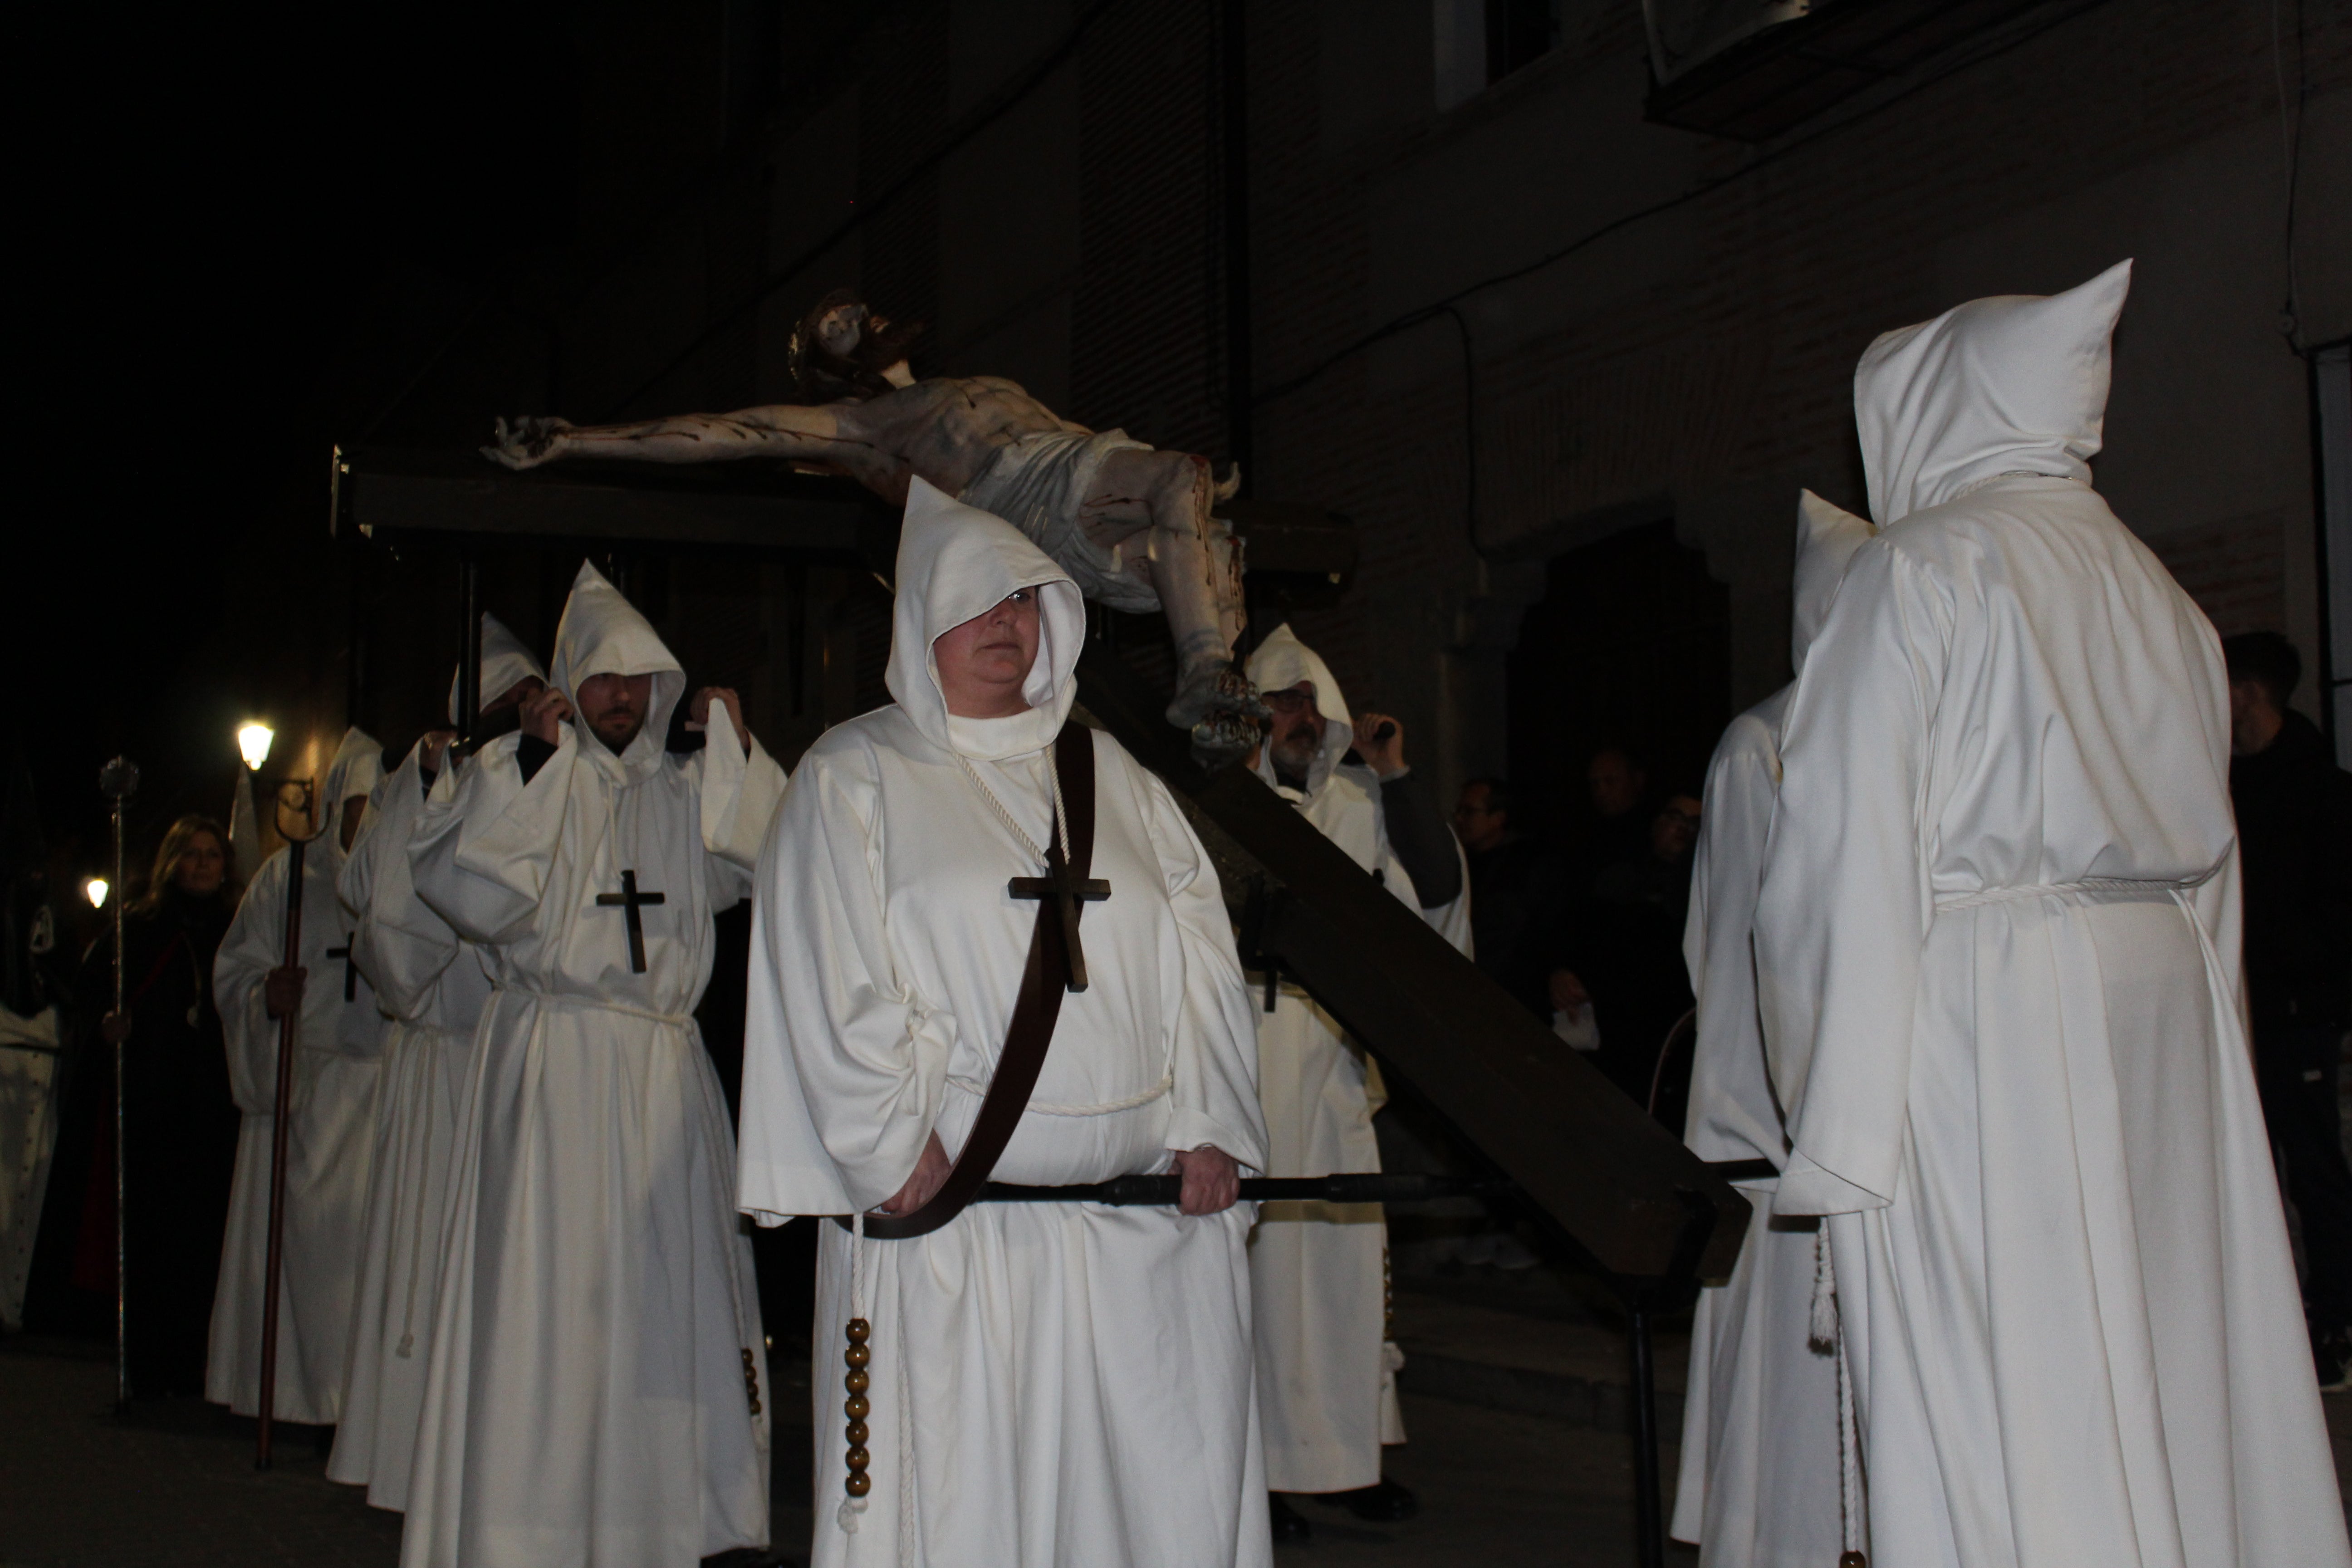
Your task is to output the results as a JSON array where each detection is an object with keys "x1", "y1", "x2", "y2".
[{"x1": 255, "y1": 784, "x2": 318, "y2": 1470}]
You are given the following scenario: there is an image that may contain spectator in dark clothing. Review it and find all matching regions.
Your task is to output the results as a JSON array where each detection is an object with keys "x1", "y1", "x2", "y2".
[
  {"x1": 1451, "y1": 778, "x2": 1555, "y2": 1019},
  {"x1": 1561, "y1": 789, "x2": 1703, "y2": 1127},
  {"x1": 2223, "y1": 631, "x2": 2352, "y2": 1391},
  {"x1": 1544, "y1": 744, "x2": 1656, "y2": 1025},
  {"x1": 74, "y1": 815, "x2": 243, "y2": 1398}
]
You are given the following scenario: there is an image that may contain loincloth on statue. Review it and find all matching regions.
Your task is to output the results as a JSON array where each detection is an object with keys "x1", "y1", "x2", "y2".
[{"x1": 957, "y1": 427, "x2": 1163, "y2": 614}]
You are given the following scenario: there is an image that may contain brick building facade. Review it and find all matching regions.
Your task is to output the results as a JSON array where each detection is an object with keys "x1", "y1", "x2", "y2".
[{"x1": 298, "y1": 0, "x2": 2351, "y2": 836}]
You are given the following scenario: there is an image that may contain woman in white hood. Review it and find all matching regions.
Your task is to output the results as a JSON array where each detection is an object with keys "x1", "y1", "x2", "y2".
[
  {"x1": 739, "y1": 477, "x2": 1271, "y2": 1568},
  {"x1": 1754, "y1": 263, "x2": 2349, "y2": 1566}
]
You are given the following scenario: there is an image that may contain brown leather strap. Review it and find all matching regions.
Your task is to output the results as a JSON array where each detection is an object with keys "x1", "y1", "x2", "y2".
[{"x1": 856, "y1": 723, "x2": 1098, "y2": 1241}]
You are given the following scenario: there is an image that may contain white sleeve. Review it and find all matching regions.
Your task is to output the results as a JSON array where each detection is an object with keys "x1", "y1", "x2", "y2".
[
  {"x1": 737, "y1": 742, "x2": 959, "y2": 1220},
  {"x1": 1754, "y1": 540, "x2": 1948, "y2": 1215},
  {"x1": 1137, "y1": 767, "x2": 1270, "y2": 1173},
  {"x1": 690, "y1": 699, "x2": 790, "y2": 913},
  {"x1": 410, "y1": 733, "x2": 576, "y2": 946},
  {"x1": 347, "y1": 755, "x2": 461, "y2": 1021},
  {"x1": 213, "y1": 851, "x2": 290, "y2": 1114}
]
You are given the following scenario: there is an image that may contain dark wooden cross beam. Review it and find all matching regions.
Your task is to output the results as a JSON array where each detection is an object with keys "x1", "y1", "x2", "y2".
[
  {"x1": 595, "y1": 869, "x2": 666, "y2": 974},
  {"x1": 324, "y1": 941, "x2": 359, "y2": 1002},
  {"x1": 1008, "y1": 849, "x2": 1109, "y2": 994}
]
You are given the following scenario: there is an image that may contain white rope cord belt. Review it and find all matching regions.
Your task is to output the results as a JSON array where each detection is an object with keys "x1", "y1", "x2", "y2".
[
  {"x1": 499, "y1": 985, "x2": 692, "y2": 1027},
  {"x1": 944, "y1": 1071, "x2": 1172, "y2": 1116},
  {"x1": 1934, "y1": 873, "x2": 2210, "y2": 912}
]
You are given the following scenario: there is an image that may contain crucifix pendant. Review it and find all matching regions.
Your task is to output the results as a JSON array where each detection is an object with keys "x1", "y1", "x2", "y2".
[
  {"x1": 325, "y1": 939, "x2": 360, "y2": 1001},
  {"x1": 1008, "y1": 848, "x2": 1110, "y2": 993},
  {"x1": 595, "y1": 868, "x2": 667, "y2": 974}
]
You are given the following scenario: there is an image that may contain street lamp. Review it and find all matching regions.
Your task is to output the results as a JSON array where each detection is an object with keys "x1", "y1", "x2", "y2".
[
  {"x1": 237, "y1": 722, "x2": 274, "y2": 773},
  {"x1": 83, "y1": 877, "x2": 108, "y2": 908}
]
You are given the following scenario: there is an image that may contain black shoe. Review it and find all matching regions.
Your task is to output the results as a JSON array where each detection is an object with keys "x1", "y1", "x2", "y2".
[
  {"x1": 1314, "y1": 1478, "x2": 1420, "y2": 1523},
  {"x1": 1269, "y1": 1493, "x2": 1313, "y2": 1544},
  {"x1": 2316, "y1": 1323, "x2": 2351, "y2": 1394}
]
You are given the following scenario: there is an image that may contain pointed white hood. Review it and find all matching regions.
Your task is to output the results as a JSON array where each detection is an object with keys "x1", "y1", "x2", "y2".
[
  {"x1": 446, "y1": 611, "x2": 548, "y2": 723},
  {"x1": 1790, "y1": 490, "x2": 1877, "y2": 674},
  {"x1": 885, "y1": 476, "x2": 1086, "y2": 761},
  {"x1": 319, "y1": 725, "x2": 383, "y2": 858},
  {"x1": 548, "y1": 560, "x2": 685, "y2": 783},
  {"x1": 1854, "y1": 259, "x2": 2132, "y2": 527},
  {"x1": 1245, "y1": 623, "x2": 1355, "y2": 798}
]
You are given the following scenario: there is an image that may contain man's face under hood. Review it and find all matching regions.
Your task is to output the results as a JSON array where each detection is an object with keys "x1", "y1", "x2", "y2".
[
  {"x1": 1264, "y1": 682, "x2": 1325, "y2": 787},
  {"x1": 576, "y1": 672, "x2": 653, "y2": 754}
]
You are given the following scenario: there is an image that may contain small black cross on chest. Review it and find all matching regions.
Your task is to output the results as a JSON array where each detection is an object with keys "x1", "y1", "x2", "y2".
[
  {"x1": 1009, "y1": 852, "x2": 1110, "y2": 994},
  {"x1": 595, "y1": 869, "x2": 667, "y2": 974},
  {"x1": 324, "y1": 939, "x2": 360, "y2": 1001}
]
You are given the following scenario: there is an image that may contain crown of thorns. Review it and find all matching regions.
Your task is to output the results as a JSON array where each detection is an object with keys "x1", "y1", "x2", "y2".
[{"x1": 787, "y1": 289, "x2": 924, "y2": 402}]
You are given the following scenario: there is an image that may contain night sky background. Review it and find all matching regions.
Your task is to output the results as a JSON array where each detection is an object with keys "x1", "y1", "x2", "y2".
[{"x1": 21, "y1": 7, "x2": 578, "y2": 928}]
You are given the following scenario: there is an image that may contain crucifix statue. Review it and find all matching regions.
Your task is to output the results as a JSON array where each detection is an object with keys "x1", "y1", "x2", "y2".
[
  {"x1": 485, "y1": 289, "x2": 1263, "y2": 758},
  {"x1": 595, "y1": 869, "x2": 666, "y2": 974},
  {"x1": 1009, "y1": 848, "x2": 1111, "y2": 993}
]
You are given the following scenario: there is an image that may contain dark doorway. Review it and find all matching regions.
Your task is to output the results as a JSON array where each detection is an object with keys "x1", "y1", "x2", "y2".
[{"x1": 1505, "y1": 519, "x2": 1730, "y2": 848}]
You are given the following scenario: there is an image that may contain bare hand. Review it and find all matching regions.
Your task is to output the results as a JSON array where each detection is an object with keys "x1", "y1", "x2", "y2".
[
  {"x1": 519, "y1": 686, "x2": 575, "y2": 747},
  {"x1": 482, "y1": 415, "x2": 574, "y2": 471},
  {"x1": 877, "y1": 1131, "x2": 952, "y2": 1217},
  {"x1": 99, "y1": 1009, "x2": 131, "y2": 1044},
  {"x1": 265, "y1": 967, "x2": 306, "y2": 1019},
  {"x1": 1173, "y1": 1145, "x2": 1241, "y2": 1215},
  {"x1": 1352, "y1": 712, "x2": 1406, "y2": 779},
  {"x1": 419, "y1": 729, "x2": 458, "y2": 773},
  {"x1": 687, "y1": 686, "x2": 746, "y2": 739},
  {"x1": 1548, "y1": 969, "x2": 1589, "y2": 1010}
]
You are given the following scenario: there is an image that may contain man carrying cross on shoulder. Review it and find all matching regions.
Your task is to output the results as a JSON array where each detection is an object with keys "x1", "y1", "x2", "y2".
[{"x1": 402, "y1": 560, "x2": 788, "y2": 1568}]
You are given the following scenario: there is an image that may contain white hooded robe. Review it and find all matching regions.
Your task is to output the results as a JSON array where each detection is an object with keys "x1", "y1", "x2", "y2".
[
  {"x1": 209, "y1": 725, "x2": 387, "y2": 1422},
  {"x1": 1670, "y1": 490, "x2": 1874, "y2": 1563},
  {"x1": 402, "y1": 564, "x2": 786, "y2": 1568},
  {"x1": 1754, "y1": 262, "x2": 2351, "y2": 1568},
  {"x1": 737, "y1": 477, "x2": 1273, "y2": 1568},
  {"x1": 1241, "y1": 625, "x2": 1472, "y2": 1495},
  {"x1": 329, "y1": 617, "x2": 546, "y2": 1512}
]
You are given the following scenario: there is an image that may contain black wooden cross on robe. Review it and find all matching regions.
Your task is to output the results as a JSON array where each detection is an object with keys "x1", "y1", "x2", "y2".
[
  {"x1": 595, "y1": 869, "x2": 666, "y2": 974},
  {"x1": 325, "y1": 939, "x2": 359, "y2": 1001},
  {"x1": 1009, "y1": 850, "x2": 1110, "y2": 994}
]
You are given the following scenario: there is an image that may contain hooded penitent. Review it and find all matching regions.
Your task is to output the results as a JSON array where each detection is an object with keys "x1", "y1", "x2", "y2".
[
  {"x1": 320, "y1": 725, "x2": 384, "y2": 854},
  {"x1": 1854, "y1": 258, "x2": 2130, "y2": 527},
  {"x1": 1244, "y1": 624, "x2": 1355, "y2": 803},
  {"x1": 328, "y1": 721, "x2": 505, "y2": 1510},
  {"x1": 548, "y1": 561, "x2": 686, "y2": 783},
  {"x1": 445, "y1": 612, "x2": 548, "y2": 725},
  {"x1": 886, "y1": 475, "x2": 1087, "y2": 762},
  {"x1": 1236, "y1": 621, "x2": 1469, "y2": 1494},
  {"x1": 206, "y1": 723, "x2": 386, "y2": 1425},
  {"x1": 400, "y1": 557, "x2": 783, "y2": 1568},
  {"x1": 739, "y1": 481, "x2": 1271, "y2": 1568},
  {"x1": 1670, "y1": 489, "x2": 1873, "y2": 1562},
  {"x1": 1750, "y1": 266, "x2": 2349, "y2": 1567}
]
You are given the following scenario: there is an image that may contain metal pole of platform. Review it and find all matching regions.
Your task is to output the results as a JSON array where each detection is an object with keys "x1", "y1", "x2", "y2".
[
  {"x1": 99, "y1": 756, "x2": 137, "y2": 1413},
  {"x1": 1630, "y1": 1298, "x2": 1666, "y2": 1568}
]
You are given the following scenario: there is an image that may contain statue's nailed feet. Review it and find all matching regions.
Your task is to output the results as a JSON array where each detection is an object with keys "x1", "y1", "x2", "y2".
[{"x1": 1171, "y1": 661, "x2": 1264, "y2": 767}]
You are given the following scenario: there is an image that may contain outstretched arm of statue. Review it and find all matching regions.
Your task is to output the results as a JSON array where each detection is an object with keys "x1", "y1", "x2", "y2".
[{"x1": 483, "y1": 402, "x2": 853, "y2": 470}]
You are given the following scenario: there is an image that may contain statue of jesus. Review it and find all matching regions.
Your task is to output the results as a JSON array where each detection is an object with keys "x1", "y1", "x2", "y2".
[{"x1": 485, "y1": 289, "x2": 1259, "y2": 753}]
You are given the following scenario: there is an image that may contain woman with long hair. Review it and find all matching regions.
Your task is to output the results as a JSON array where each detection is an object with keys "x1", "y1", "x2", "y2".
[{"x1": 74, "y1": 813, "x2": 245, "y2": 1397}]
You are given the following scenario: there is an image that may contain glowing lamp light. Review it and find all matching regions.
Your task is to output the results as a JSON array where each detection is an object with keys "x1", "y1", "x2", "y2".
[
  {"x1": 237, "y1": 722, "x2": 274, "y2": 773},
  {"x1": 84, "y1": 877, "x2": 109, "y2": 909}
]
